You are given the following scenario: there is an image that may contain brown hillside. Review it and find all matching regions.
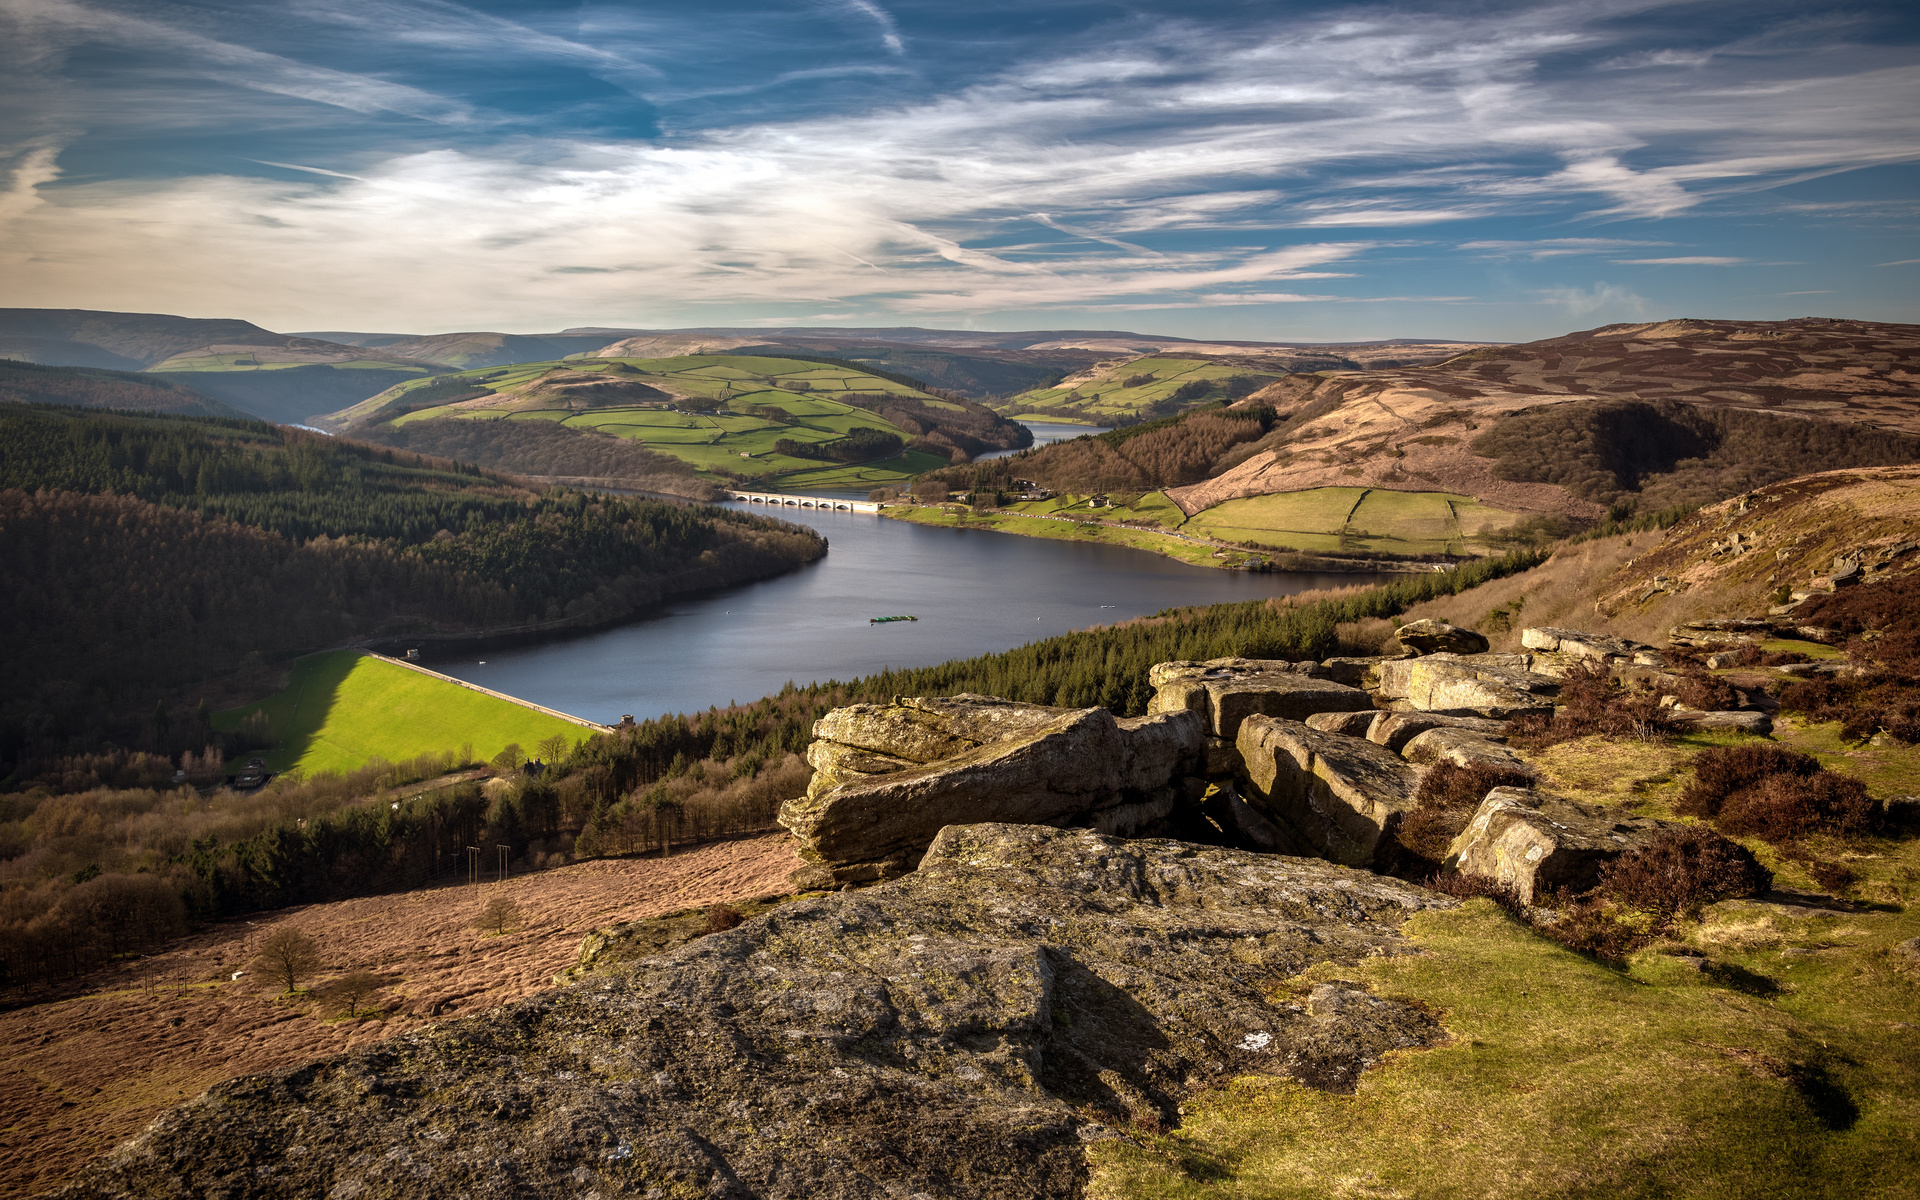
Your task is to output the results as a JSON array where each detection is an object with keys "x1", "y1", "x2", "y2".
[
  {"x1": 1169, "y1": 318, "x2": 1920, "y2": 520},
  {"x1": 0, "y1": 834, "x2": 802, "y2": 1199}
]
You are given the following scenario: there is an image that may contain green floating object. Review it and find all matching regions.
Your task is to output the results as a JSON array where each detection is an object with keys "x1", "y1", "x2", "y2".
[{"x1": 868, "y1": 615, "x2": 919, "y2": 624}]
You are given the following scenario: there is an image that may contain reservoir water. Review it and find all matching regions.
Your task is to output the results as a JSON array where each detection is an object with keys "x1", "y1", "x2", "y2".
[{"x1": 427, "y1": 504, "x2": 1369, "y2": 724}]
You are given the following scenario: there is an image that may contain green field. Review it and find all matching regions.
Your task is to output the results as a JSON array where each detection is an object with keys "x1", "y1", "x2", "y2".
[
  {"x1": 1184, "y1": 487, "x2": 1517, "y2": 555},
  {"x1": 999, "y1": 356, "x2": 1284, "y2": 420},
  {"x1": 214, "y1": 650, "x2": 591, "y2": 777}
]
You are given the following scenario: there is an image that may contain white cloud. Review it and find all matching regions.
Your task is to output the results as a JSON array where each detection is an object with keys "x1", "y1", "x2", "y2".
[
  {"x1": 1613, "y1": 256, "x2": 1746, "y2": 265},
  {"x1": 1532, "y1": 282, "x2": 1649, "y2": 317},
  {"x1": 1461, "y1": 237, "x2": 1671, "y2": 258}
]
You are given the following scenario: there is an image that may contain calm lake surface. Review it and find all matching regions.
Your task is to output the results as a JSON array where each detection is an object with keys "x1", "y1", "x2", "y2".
[
  {"x1": 428, "y1": 504, "x2": 1372, "y2": 724},
  {"x1": 977, "y1": 420, "x2": 1109, "y2": 460}
]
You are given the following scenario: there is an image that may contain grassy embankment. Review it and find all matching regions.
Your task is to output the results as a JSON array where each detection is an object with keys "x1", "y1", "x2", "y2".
[
  {"x1": 1000, "y1": 356, "x2": 1283, "y2": 422},
  {"x1": 886, "y1": 486, "x2": 1522, "y2": 571},
  {"x1": 214, "y1": 651, "x2": 590, "y2": 776},
  {"x1": 357, "y1": 355, "x2": 949, "y2": 486}
]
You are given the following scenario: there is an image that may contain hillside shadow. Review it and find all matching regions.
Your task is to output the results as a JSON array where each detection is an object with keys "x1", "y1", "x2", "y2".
[{"x1": 217, "y1": 650, "x2": 358, "y2": 774}]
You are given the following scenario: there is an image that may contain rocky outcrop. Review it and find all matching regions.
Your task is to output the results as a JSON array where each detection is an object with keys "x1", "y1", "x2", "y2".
[
  {"x1": 53, "y1": 825, "x2": 1455, "y2": 1200},
  {"x1": 1373, "y1": 653, "x2": 1559, "y2": 719},
  {"x1": 1236, "y1": 717, "x2": 1423, "y2": 866},
  {"x1": 1149, "y1": 658, "x2": 1376, "y2": 740},
  {"x1": 1444, "y1": 787, "x2": 1678, "y2": 904},
  {"x1": 1394, "y1": 618, "x2": 1489, "y2": 656},
  {"x1": 783, "y1": 696, "x2": 1205, "y2": 883}
]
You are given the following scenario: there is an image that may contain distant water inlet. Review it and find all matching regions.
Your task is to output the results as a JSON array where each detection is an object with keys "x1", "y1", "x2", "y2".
[{"x1": 428, "y1": 502, "x2": 1377, "y2": 725}]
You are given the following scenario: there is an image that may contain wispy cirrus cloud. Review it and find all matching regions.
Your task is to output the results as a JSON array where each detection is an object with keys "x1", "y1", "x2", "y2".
[{"x1": 1614, "y1": 256, "x2": 1747, "y2": 264}]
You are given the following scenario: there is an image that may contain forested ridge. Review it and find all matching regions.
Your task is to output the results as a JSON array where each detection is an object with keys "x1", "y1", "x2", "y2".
[
  {"x1": 0, "y1": 548, "x2": 1542, "y2": 988},
  {"x1": 0, "y1": 359, "x2": 247, "y2": 418},
  {"x1": 934, "y1": 404, "x2": 1278, "y2": 494},
  {"x1": 0, "y1": 405, "x2": 825, "y2": 772}
]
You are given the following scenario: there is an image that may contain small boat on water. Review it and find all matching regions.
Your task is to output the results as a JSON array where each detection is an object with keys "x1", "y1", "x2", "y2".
[{"x1": 869, "y1": 614, "x2": 919, "y2": 624}]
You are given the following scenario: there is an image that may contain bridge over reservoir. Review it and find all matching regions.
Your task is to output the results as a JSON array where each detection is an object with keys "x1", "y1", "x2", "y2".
[{"x1": 729, "y1": 490, "x2": 881, "y2": 512}]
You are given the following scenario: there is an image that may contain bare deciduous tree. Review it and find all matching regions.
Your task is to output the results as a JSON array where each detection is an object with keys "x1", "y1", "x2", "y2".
[
  {"x1": 321, "y1": 970, "x2": 384, "y2": 1018},
  {"x1": 250, "y1": 927, "x2": 322, "y2": 994},
  {"x1": 474, "y1": 895, "x2": 523, "y2": 935}
]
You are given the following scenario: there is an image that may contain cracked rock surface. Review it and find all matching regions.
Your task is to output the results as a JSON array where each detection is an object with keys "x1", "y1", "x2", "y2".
[{"x1": 52, "y1": 825, "x2": 1452, "y2": 1200}]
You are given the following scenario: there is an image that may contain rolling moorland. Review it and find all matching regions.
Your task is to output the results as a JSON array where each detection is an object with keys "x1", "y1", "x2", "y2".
[
  {"x1": 5, "y1": 460, "x2": 1917, "y2": 1197},
  {"x1": 927, "y1": 318, "x2": 1920, "y2": 564}
]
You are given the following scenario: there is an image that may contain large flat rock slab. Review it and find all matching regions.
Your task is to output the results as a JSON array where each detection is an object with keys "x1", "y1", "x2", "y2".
[
  {"x1": 786, "y1": 698, "x2": 1205, "y2": 883},
  {"x1": 1149, "y1": 657, "x2": 1374, "y2": 740},
  {"x1": 1236, "y1": 716, "x2": 1423, "y2": 866},
  {"x1": 52, "y1": 825, "x2": 1455, "y2": 1200}
]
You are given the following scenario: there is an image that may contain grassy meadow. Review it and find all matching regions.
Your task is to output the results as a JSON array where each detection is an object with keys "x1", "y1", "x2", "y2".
[
  {"x1": 214, "y1": 650, "x2": 591, "y2": 776},
  {"x1": 1183, "y1": 487, "x2": 1518, "y2": 556}
]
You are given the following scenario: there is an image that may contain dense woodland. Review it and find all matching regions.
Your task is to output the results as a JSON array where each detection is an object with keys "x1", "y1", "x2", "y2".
[
  {"x1": 935, "y1": 406, "x2": 1277, "y2": 495},
  {"x1": 833, "y1": 390, "x2": 1031, "y2": 462},
  {"x1": 0, "y1": 549, "x2": 1543, "y2": 987},
  {"x1": 0, "y1": 406, "x2": 825, "y2": 772}
]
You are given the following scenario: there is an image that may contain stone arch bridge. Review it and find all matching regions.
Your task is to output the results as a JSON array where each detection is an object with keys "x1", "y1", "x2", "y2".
[{"x1": 728, "y1": 491, "x2": 882, "y2": 512}]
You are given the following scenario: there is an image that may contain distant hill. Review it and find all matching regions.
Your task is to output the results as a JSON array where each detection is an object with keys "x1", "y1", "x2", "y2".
[
  {"x1": 0, "y1": 360, "x2": 250, "y2": 418},
  {"x1": 945, "y1": 318, "x2": 1920, "y2": 562},
  {"x1": 0, "y1": 309, "x2": 448, "y2": 426},
  {"x1": 326, "y1": 353, "x2": 1030, "y2": 491},
  {"x1": 1172, "y1": 316, "x2": 1920, "y2": 520}
]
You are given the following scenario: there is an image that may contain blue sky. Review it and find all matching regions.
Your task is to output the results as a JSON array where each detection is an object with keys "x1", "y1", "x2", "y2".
[{"x1": 2, "y1": 0, "x2": 1917, "y2": 339}]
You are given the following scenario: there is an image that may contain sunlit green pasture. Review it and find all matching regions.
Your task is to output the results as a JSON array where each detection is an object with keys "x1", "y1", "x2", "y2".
[
  {"x1": 1184, "y1": 487, "x2": 1517, "y2": 556},
  {"x1": 213, "y1": 650, "x2": 590, "y2": 777}
]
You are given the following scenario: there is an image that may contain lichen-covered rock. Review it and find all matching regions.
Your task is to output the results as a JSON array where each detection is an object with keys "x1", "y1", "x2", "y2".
[
  {"x1": 1365, "y1": 712, "x2": 1507, "y2": 754},
  {"x1": 1669, "y1": 709, "x2": 1774, "y2": 735},
  {"x1": 1236, "y1": 717, "x2": 1423, "y2": 866},
  {"x1": 52, "y1": 825, "x2": 1454, "y2": 1200},
  {"x1": 812, "y1": 693, "x2": 1075, "y2": 764},
  {"x1": 1304, "y1": 709, "x2": 1378, "y2": 737},
  {"x1": 1400, "y1": 727, "x2": 1530, "y2": 774},
  {"x1": 1520, "y1": 627, "x2": 1647, "y2": 660},
  {"x1": 1148, "y1": 658, "x2": 1373, "y2": 740},
  {"x1": 1394, "y1": 618, "x2": 1489, "y2": 656},
  {"x1": 784, "y1": 700, "x2": 1205, "y2": 883},
  {"x1": 1373, "y1": 654, "x2": 1559, "y2": 719},
  {"x1": 1443, "y1": 787, "x2": 1678, "y2": 903}
]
